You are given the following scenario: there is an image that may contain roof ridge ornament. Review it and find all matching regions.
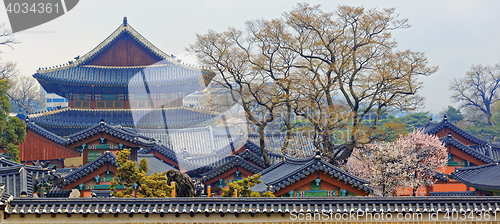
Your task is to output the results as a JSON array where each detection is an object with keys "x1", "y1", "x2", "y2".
[
  {"x1": 123, "y1": 17, "x2": 127, "y2": 27},
  {"x1": 443, "y1": 114, "x2": 448, "y2": 122}
]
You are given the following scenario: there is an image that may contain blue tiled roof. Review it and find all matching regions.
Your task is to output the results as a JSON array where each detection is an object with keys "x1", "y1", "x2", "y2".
[
  {"x1": 29, "y1": 108, "x2": 217, "y2": 136},
  {"x1": 61, "y1": 151, "x2": 117, "y2": 187},
  {"x1": 452, "y1": 161, "x2": 500, "y2": 191},
  {"x1": 200, "y1": 155, "x2": 264, "y2": 183},
  {"x1": 65, "y1": 120, "x2": 155, "y2": 147},
  {"x1": 35, "y1": 63, "x2": 204, "y2": 86},
  {"x1": 0, "y1": 184, "x2": 13, "y2": 205},
  {"x1": 252, "y1": 153, "x2": 372, "y2": 194},
  {"x1": 34, "y1": 22, "x2": 204, "y2": 87},
  {"x1": 0, "y1": 158, "x2": 51, "y2": 198}
]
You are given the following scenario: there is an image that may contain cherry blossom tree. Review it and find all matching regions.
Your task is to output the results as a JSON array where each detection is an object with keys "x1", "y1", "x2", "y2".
[
  {"x1": 398, "y1": 129, "x2": 448, "y2": 196},
  {"x1": 347, "y1": 129, "x2": 447, "y2": 196}
]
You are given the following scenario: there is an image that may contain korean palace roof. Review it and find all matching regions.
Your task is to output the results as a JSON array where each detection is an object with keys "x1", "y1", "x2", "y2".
[
  {"x1": 424, "y1": 116, "x2": 500, "y2": 163},
  {"x1": 28, "y1": 107, "x2": 218, "y2": 136},
  {"x1": 451, "y1": 161, "x2": 500, "y2": 191},
  {"x1": 251, "y1": 152, "x2": 372, "y2": 194},
  {"x1": 34, "y1": 19, "x2": 207, "y2": 95}
]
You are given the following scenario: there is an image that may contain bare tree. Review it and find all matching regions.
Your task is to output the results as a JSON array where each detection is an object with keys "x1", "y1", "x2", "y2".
[
  {"x1": 450, "y1": 63, "x2": 500, "y2": 125},
  {"x1": 0, "y1": 23, "x2": 19, "y2": 81},
  {"x1": 8, "y1": 76, "x2": 41, "y2": 113},
  {"x1": 190, "y1": 29, "x2": 284, "y2": 166},
  {"x1": 282, "y1": 4, "x2": 437, "y2": 162},
  {"x1": 191, "y1": 4, "x2": 437, "y2": 164}
]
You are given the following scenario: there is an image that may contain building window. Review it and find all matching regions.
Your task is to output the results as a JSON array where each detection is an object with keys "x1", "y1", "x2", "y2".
[
  {"x1": 115, "y1": 101, "x2": 122, "y2": 108},
  {"x1": 97, "y1": 102, "x2": 105, "y2": 108},
  {"x1": 52, "y1": 98, "x2": 66, "y2": 103},
  {"x1": 87, "y1": 151, "x2": 103, "y2": 162},
  {"x1": 105, "y1": 101, "x2": 113, "y2": 108},
  {"x1": 46, "y1": 99, "x2": 52, "y2": 102},
  {"x1": 74, "y1": 101, "x2": 90, "y2": 108}
]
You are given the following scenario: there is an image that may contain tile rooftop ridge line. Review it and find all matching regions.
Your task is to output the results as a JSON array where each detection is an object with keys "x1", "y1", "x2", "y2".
[
  {"x1": 61, "y1": 151, "x2": 117, "y2": 187},
  {"x1": 453, "y1": 161, "x2": 499, "y2": 171},
  {"x1": 252, "y1": 152, "x2": 372, "y2": 194},
  {"x1": 424, "y1": 118, "x2": 488, "y2": 145},
  {"x1": 451, "y1": 161, "x2": 500, "y2": 191},
  {"x1": 36, "y1": 22, "x2": 203, "y2": 73},
  {"x1": 200, "y1": 155, "x2": 264, "y2": 182},
  {"x1": 8, "y1": 196, "x2": 500, "y2": 215},
  {"x1": 25, "y1": 120, "x2": 68, "y2": 145},
  {"x1": 64, "y1": 120, "x2": 156, "y2": 147},
  {"x1": 439, "y1": 135, "x2": 494, "y2": 163}
]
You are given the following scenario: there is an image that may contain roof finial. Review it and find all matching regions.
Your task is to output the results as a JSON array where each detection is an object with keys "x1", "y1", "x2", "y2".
[
  {"x1": 443, "y1": 114, "x2": 448, "y2": 121},
  {"x1": 123, "y1": 17, "x2": 127, "y2": 27}
]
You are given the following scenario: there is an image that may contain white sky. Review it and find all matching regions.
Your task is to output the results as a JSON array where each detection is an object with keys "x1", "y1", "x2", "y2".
[{"x1": 1, "y1": 0, "x2": 500, "y2": 113}]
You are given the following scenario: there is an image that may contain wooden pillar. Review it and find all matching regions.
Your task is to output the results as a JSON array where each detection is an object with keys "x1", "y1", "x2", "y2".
[{"x1": 171, "y1": 182, "x2": 176, "y2": 198}]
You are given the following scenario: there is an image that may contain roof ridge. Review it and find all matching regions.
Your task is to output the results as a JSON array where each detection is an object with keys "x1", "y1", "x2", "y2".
[{"x1": 36, "y1": 21, "x2": 202, "y2": 73}]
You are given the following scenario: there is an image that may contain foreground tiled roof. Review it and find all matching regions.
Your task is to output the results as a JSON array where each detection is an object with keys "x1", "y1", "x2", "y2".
[
  {"x1": 0, "y1": 158, "x2": 50, "y2": 198},
  {"x1": 0, "y1": 184, "x2": 13, "y2": 206},
  {"x1": 61, "y1": 151, "x2": 117, "y2": 187},
  {"x1": 429, "y1": 191, "x2": 478, "y2": 196},
  {"x1": 451, "y1": 161, "x2": 500, "y2": 191},
  {"x1": 5, "y1": 197, "x2": 500, "y2": 215},
  {"x1": 252, "y1": 153, "x2": 372, "y2": 194},
  {"x1": 65, "y1": 120, "x2": 155, "y2": 147}
]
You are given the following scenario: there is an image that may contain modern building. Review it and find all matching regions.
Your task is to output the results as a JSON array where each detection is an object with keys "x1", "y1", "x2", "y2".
[{"x1": 40, "y1": 89, "x2": 68, "y2": 111}]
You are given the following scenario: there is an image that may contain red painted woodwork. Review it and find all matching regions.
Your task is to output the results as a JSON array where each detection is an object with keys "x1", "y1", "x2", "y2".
[
  {"x1": 19, "y1": 130, "x2": 80, "y2": 162},
  {"x1": 448, "y1": 145, "x2": 486, "y2": 166},
  {"x1": 435, "y1": 129, "x2": 476, "y2": 145},
  {"x1": 85, "y1": 33, "x2": 162, "y2": 67},
  {"x1": 66, "y1": 133, "x2": 145, "y2": 149},
  {"x1": 203, "y1": 167, "x2": 255, "y2": 185},
  {"x1": 273, "y1": 171, "x2": 369, "y2": 197}
]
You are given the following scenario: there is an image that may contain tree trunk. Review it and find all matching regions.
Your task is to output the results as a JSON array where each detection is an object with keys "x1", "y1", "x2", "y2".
[{"x1": 258, "y1": 126, "x2": 271, "y2": 167}]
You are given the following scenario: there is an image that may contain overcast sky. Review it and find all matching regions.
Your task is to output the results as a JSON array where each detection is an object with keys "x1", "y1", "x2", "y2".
[{"x1": 0, "y1": 0, "x2": 499, "y2": 114}]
